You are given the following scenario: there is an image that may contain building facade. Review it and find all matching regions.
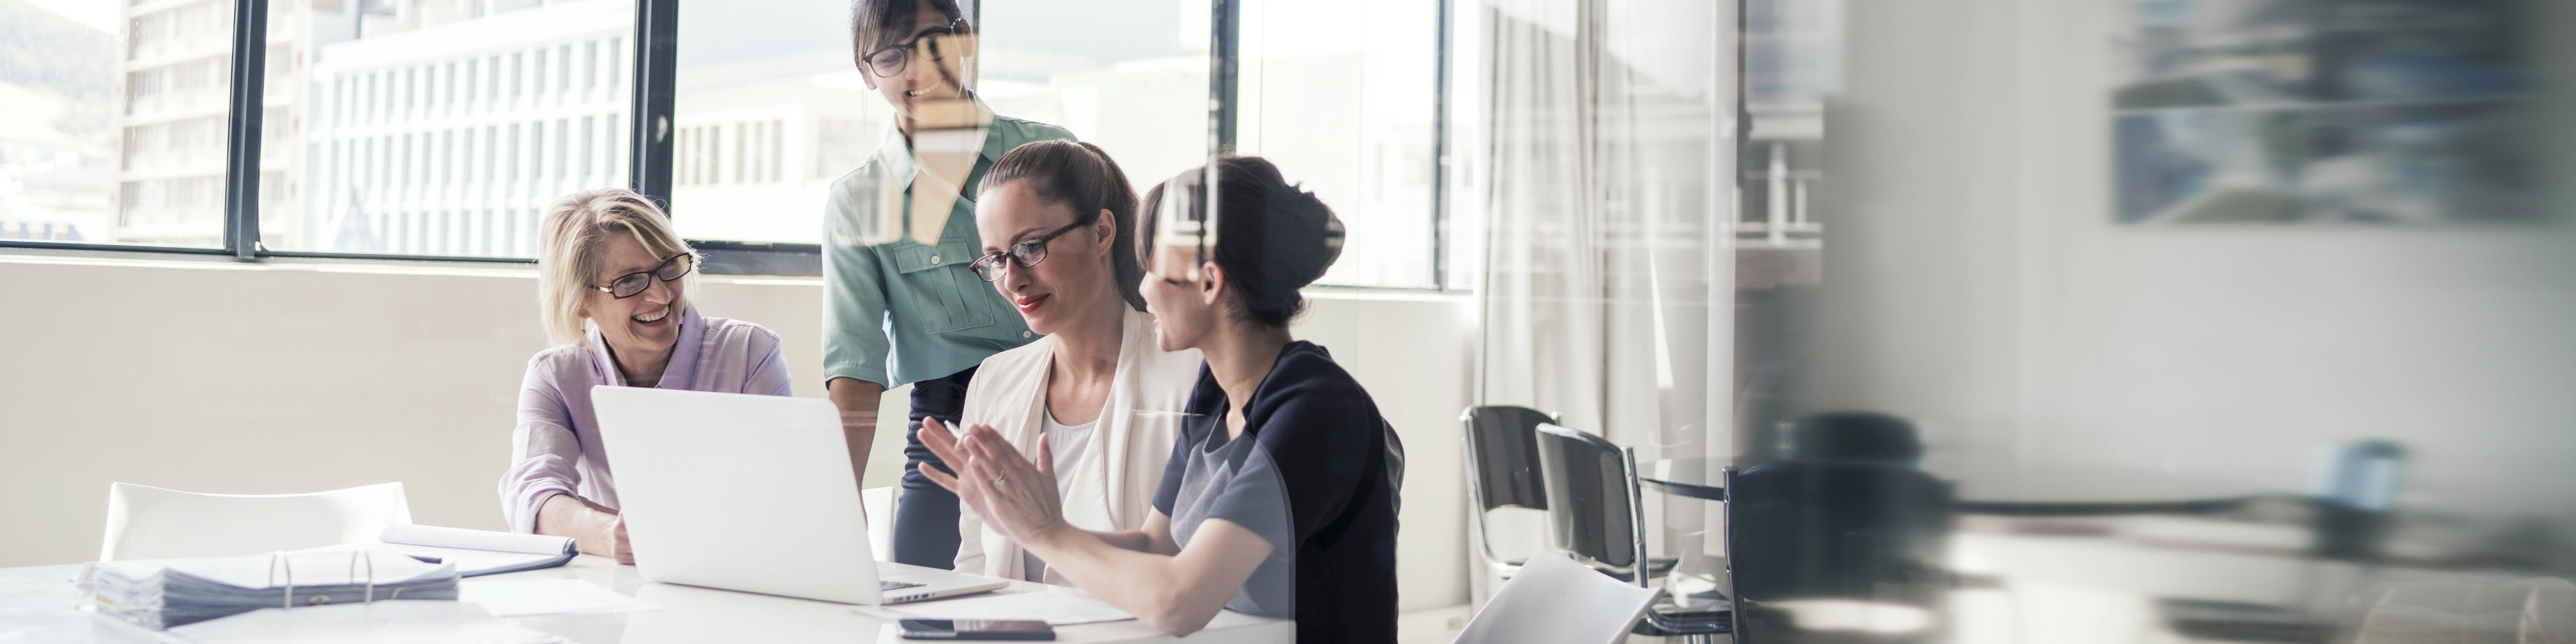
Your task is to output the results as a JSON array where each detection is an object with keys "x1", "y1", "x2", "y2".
[{"x1": 299, "y1": 0, "x2": 633, "y2": 256}]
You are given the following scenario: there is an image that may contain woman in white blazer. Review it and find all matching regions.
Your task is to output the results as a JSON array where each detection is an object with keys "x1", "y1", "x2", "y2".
[{"x1": 930, "y1": 140, "x2": 1202, "y2": 582}]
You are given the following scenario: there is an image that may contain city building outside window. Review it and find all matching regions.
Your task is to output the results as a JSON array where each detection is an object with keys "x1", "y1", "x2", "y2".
[{"x1": 261, "y1": 0, "x2": 639, "y2": 258}]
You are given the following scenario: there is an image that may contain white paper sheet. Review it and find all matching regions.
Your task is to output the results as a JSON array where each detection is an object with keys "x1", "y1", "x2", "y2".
[
  {"x1": 382, "y1": 525, "x2": 572, "y2": 555},
  {"x1": 1453, "y1": 549, "x2": 1661, "y2": 644},
  {"x1": 458, "y1": 579, "x2": 658, "y2": 618},
  {"x1": 853, "y1": 589, "x2": 1136, "y2": 626},
  {"x1": 373, "y1": 545, "x2": 566, "y2": 578},
  {"x1": 372, "y1": 525, "x2": 576, "y2": 576},
  {"x1": 167, "y1": 601, "x2": 559, "y2": 644}
]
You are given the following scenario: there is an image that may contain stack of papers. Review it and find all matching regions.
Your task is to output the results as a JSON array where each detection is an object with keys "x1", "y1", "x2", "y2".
[
  {"x1": 370, "y1": 524, "x2": 578, "y2": 577},
  {"x1": 81, "y1": 550, "x2": 459, "y2": 629}
]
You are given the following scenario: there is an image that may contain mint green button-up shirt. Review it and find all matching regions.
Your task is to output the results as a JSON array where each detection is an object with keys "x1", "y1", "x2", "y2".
[{"x1": 822, "y1": 115, "x2": 1076, "y2": 388}]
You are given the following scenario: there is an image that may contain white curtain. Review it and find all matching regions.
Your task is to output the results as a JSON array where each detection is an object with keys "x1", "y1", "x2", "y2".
[
  {"x1": 1467, "y1": 0, "x2": 1732, "y2": 468},
  {"x1": 1459, "y1": 0, "x2": 1735, "y2": 605}
]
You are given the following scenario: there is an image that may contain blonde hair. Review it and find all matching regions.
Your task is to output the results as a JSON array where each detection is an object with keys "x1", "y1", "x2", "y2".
[{"x1": 536, "y1": 189, "x2": 699, "y2": 345}]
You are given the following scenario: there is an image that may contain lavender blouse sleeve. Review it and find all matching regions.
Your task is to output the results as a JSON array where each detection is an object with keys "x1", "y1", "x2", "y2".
[
  {"x1": 499, "y1": 358, "x2": 582, "y2": 533},
  {"x1": 746, "y1": 329, "x2": 795, "y2": 397}
]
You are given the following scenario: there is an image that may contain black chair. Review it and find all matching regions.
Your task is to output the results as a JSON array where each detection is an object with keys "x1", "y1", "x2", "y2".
[
  {"x1": 1533, "y1": 423, "x2": 1730, "y2": 643},
  {"x1": 1460, "y1": 405, "x2": 1556, "y2": 580},
  {"x1": 1728, "y1": 413, "x2": 1953, "y2": 639}
]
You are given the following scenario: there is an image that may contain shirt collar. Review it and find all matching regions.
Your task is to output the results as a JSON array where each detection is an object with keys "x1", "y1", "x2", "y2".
[
  {"x1": 872, "y1": 97, "x2": 1006, "y2": 192},
  {"x1": 584, "y1": 303, "x2": 706, "y2": 388}
]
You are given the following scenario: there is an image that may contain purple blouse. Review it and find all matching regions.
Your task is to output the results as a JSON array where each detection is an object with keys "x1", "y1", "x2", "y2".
[{"x1": 498, "y1": 305, "x2": 794, "y2": 533}]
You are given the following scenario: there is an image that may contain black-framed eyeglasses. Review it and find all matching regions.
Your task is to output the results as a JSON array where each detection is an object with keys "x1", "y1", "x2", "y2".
[
  {"x1": 969, "y1": 219, "x2": 1091, "y2": 282},
  {"x1": 861, "y1": 19, "x2": 967, "y2": 79},
  {"x1": 594, "y1": 253, "x2": 694, "y2": 299}
]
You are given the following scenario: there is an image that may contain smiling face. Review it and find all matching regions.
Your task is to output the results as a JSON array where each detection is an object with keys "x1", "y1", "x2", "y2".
[
  {"x1": 580, "y1": 233, "x2": 686, "y2": 356},
  {"x1": 977, "y1": 180, "x2": 1117, "y2": 336},
  {"x1": 1138, "y1": 248, "x2": 1226, "y2": 353},
  {"x1": 860, "y1": 0, "x2": 970, "y2": 126}
]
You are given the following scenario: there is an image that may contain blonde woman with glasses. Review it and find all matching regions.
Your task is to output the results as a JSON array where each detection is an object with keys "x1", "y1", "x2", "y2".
[{"x1": 498, "y1": 189, "x2": 794, "y2": 562}]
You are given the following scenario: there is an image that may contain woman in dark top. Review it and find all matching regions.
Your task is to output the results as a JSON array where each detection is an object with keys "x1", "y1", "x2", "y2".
[{"x1": 918, "y1": 156, "x2": 1398, "y2": 643}]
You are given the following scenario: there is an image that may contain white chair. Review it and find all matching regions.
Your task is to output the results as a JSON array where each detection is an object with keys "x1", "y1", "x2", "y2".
[
  {"x1": 1454, "y1": 549, "x2": 1663, "y2": 644},
  {"x1": 863, "y1": 486, "x2": 897, "y2": 561},
  {"x1": 100, "y1": 482, "x2": 412, "y2": 561}
]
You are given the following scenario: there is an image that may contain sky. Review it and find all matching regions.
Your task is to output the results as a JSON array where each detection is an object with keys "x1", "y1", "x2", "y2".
[{"x1": 21, "y1": 0, "x2": 115, "y2": 33}]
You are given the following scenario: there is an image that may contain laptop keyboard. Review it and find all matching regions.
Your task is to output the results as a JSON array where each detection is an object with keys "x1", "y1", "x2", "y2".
[{"x1": 881, "y1": 580, "x2": 927, "y2": 591}]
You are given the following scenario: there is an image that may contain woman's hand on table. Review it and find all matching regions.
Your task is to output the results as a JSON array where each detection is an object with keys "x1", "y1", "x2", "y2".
[
  {"x1": 602, "y1": 514, "x2": 634, "y2": 564},
  {"x1": 540, "y1": 493, "x2": 636, "y2": 564},
  {"x1": 918, "y1": 418, "x2": 1070, "y2": 543}
]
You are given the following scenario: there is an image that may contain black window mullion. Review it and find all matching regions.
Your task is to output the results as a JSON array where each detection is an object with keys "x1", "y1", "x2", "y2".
[
  {"x1": 223, "y1": 0, "x2": 273, "y2": 260},
  {"x1": 1210, "y1": 0, "x2": 1240, "y2": 154},
  {"x1": 630, "y1": 0, "x2": 678, "y2": 211},
  {"x1": 1432, "y1": 0, "x2": 1454, "y2": 290}
]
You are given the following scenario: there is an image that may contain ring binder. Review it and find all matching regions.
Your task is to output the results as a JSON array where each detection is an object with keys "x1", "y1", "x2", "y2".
[{"x1": 83, "y1": 550, "x2": 460, "y2": 629}]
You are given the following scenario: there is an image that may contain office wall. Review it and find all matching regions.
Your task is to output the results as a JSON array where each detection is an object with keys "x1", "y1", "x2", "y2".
[
  {"x1": 1813, "y1": 0, "x2": 2576, "y2": 519},
  {"x1": 0, "y1": 253, "x2": 1474, "y2": 610}
]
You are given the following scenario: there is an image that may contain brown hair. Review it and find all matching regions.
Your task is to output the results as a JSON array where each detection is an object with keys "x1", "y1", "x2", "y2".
[
  {"x1": 981, "y1": 140, "x2": 1146, "y2": 311},
  {"x1": 851, "y1": 0, "x2": 967, "y2": 64}
]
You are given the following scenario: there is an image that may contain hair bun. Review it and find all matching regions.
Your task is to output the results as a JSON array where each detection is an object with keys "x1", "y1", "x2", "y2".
[{"x1": 1271, "y1": 183, "x2": 1343, "y2": 290}]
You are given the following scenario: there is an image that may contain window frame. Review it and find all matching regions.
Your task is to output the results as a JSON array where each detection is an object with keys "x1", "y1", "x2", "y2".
[{"x1": 0, "y1": 0, "x2": 1459, "y2": 290}]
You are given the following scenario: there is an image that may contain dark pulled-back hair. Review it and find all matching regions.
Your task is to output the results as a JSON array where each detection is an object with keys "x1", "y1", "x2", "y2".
[
  {"x1": 850, "y1": 0, "x2": 965, "y2": 62},
  {"x1": 1138, "y1": 156, "x2": 1344, "y2": 327},
  {"x1": 981, "y1": 140, "x2": 1147, "y2": 311}
]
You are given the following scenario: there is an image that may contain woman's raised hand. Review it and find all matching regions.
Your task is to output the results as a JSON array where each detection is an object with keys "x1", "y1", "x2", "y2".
[{"x1": 917, "y1": 419, "x2": 1070, "y2": 543}]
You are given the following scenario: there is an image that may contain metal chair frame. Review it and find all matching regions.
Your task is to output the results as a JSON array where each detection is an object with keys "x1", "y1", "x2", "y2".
[{"x1": 1534, "y1": 423, "x2": 1735, "y2": 643}]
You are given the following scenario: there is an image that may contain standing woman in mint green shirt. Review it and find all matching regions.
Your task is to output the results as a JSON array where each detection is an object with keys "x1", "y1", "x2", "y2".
[{"x1": 822, "y1": 0, "x2": 1075, "y2": 568}]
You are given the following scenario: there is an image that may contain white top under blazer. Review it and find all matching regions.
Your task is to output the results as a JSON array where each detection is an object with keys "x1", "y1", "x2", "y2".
[{"x1": 951, "y1": 307, "x2": 1203, "y2": 582}]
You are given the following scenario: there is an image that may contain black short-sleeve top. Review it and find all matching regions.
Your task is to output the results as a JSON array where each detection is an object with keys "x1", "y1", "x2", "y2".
[{"x1": 1152, "y1": 341, "x2": 1399, "y2": 644}]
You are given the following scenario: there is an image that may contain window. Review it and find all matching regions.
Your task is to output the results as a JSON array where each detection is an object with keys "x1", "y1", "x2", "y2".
[
  {"x1": 3, "y1": 0, "x2": 232, "y2": 248},
  {"x1": 3, "y1": 0, "x2": 1452, "y2": 280},
  {"x1": 258, "y1": 0, "x2": 637, "y2": 258},
  {"x1": 667, "y1": 0, "x2": 1218, "y2": 247},
  {"x1": 1237, "y1": 0, "x2": 1442, "y2": 288},
  {"x1": 981, "y1": 0, "x2": 1216, "y2": 193}
]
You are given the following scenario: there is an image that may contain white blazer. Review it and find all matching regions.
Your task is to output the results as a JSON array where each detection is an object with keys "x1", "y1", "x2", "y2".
[{"x1": 953, "y1": 308, "x2": 1203, "y2": 582}]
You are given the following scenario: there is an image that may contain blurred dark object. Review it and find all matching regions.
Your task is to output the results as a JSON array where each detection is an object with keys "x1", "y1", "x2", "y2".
[
  {"x1": 1785, "y1": 412, "x2": 1921, "y2": 464},
  {"x1": 1460, "y1": 405, "x2": 1555, "y2": 580},
  {"x1": 2312, "y1": 440, "x2": 2406, "y2": 559},
  {"x1": 2163, "y1": 600, "x2": 2337, "y2": 644},
  {"x1": 1955, "y1": 496, "x2": 2255, "y2": 517},
  {"x1": 1731, "y1": 412, "x2": 1953, "y2": 638},
  {"x1": 1532, "y1": 424, "x2": 1730, "y2": 643}
]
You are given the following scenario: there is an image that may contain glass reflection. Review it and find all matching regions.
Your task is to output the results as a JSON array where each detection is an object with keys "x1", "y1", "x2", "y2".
[{"x1": 1466, "y1": 0, "x2": 2572, "y2": 641}]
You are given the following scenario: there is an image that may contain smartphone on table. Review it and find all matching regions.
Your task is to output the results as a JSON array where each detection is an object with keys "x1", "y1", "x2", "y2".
[{"x1": 897, "y1": 619, "x2": 1056, "y2": 641}]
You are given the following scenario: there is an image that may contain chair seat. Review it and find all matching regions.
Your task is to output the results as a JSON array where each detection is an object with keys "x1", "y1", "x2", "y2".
[
  {"x1": 1633, "y1": 607, "x2": 1732, "y2": 637},
  {"x1": 1594, "y1": 555, "x2": 1680, "y2": 583}
]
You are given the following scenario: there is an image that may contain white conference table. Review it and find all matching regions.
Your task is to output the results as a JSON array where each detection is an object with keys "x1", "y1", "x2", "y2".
[{"x1": 0, "y1": 555, "x2": 1293, "y2": 643}]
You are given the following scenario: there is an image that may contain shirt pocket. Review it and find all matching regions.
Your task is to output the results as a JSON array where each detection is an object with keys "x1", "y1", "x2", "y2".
[{"x1": 893, "y1": 241, "x2": 998, "y2": 334}]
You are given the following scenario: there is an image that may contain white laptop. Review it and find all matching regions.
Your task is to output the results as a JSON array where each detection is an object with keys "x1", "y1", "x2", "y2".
[{"x1": 591, "y1": 386, "x2": 1010, "y2": 604}]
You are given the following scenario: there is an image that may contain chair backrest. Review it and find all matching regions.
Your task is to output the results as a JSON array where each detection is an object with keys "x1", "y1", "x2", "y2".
[
  {"x1": 1533, "y1": 423, "x2": 1639, "y2": 570},
  {"x1": 1463, "y1": 406, "x2": 1554, "y2": 512},
  {"x1": 1727, "y1": 460, "x2": 1950, "y2": 604},
  {"x1": 101, "y1": 482, "x2": 413, "y2": 561},
  {"x1": 1454, "y1": 549, "x2": 1662, "y2": 644}
]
